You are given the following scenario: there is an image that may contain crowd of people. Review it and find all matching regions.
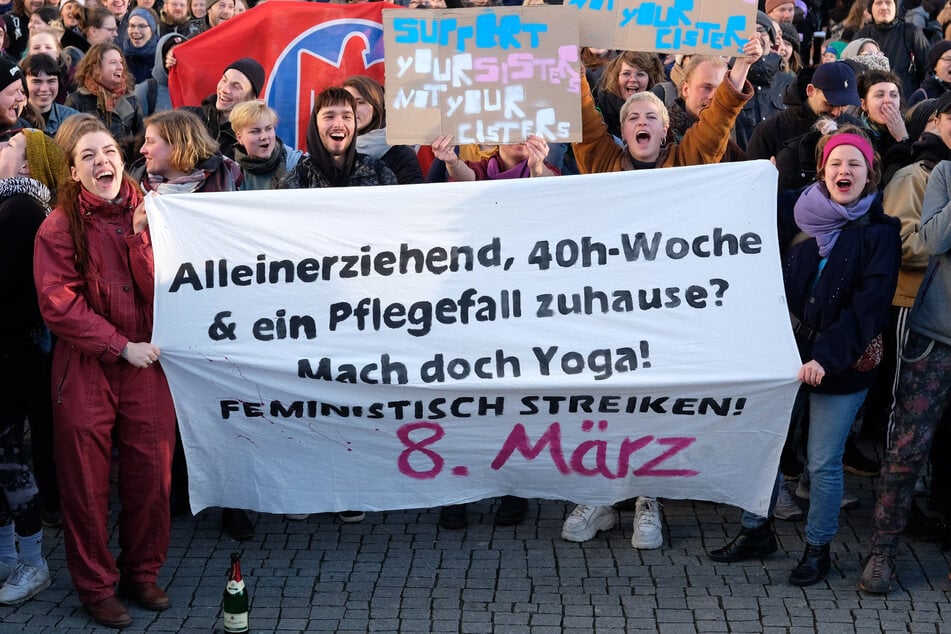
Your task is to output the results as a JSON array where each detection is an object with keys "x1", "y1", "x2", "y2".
[{"x1": 1, "y1": 0, "x2": 951, "y2": 628}]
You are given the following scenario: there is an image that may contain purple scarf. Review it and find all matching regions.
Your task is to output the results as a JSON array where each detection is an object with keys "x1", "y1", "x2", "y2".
[
  {"x1": 793, "y1": 182, "x2": 875, "y2": 257},
  {"x1": 485, "y1": 156, "x2": 531, "y2": 180}
]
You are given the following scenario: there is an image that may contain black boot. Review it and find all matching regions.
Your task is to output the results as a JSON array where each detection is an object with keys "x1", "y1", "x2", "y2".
[
  {"x1": 495, "y1": 496, "x2": 528, "y2": 526},
  {"x1": 222, "y1": 508, "x2": 255, "y2": 540},
  {"x1": 789, "y1": 543, "x2": 831, "y2": 586},
  {"x1": 439, "y1": 504, "x2": 467, "y2": 530},
  {"x1": 708, "y1": 522, "x2": 777, "y2": 562}
]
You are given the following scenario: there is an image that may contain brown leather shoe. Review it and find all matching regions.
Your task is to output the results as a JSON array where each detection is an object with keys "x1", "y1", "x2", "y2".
[
  {"x1": 85, "y1": 595, "x2": 133, "y2": 628},
  {"x1": 117, "y1": 580, "x2": 171, "y2": 611}
]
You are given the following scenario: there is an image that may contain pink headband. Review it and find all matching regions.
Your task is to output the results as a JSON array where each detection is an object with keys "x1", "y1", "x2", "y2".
[{"x1": 821, "y1": 133, "x2": 875, "y2": 168}]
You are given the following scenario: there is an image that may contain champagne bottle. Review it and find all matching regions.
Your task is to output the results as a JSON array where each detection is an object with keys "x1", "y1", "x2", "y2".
[{"x1": 223, "y1": 552, "x2": 249, "y2": 633}]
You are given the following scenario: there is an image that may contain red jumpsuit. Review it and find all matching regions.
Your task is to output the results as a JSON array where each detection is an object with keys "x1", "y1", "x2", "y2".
[{"x1": 33, "y1": 181, "x2": 175, "y2": 605}]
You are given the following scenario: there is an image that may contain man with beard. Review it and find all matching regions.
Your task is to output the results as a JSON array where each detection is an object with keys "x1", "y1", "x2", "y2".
[
  {"x1": 158, "y1": 0, "x2": 194, "y2": 36},
  {"x1": 183, "y1": 57, "x2": 263, "y2": 160},
  {"x1": 280, "y1": 86, "x2": 396, "y2": 189},
  {"x1": 0, "y1": 59, "x2": 29, "y2": 136},
  {"x1": 278, "y1": 86, "x2": 394, "y2": 525},
  {"x1": 665, "y1": 55, "x2": 746, "y2": 161}
]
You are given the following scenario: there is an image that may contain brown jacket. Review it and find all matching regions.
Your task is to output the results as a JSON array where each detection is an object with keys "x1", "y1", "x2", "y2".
[{"x1": 573, "y1": 73, "x2": 753, "y2": 174}]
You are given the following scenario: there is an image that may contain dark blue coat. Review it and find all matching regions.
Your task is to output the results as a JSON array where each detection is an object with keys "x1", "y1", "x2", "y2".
[{"x1": 780, "y1": 190, "x2": 901, "y2": 394}]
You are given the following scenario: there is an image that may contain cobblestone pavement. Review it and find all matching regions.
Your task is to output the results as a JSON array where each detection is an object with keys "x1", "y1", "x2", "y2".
[{"x1": 1, "y1": 471, "x2": 950, "y2": 633}]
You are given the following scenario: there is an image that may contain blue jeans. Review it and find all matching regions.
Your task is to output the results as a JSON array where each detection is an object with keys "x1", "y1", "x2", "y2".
[{"x1": 742, "y1": 388, "x2": 868, "y2": 545}]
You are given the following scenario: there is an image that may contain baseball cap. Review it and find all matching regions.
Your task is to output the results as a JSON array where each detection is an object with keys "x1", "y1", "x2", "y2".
[{"x1": 810, "y1": 62, "x2": 860, "y2": 107}]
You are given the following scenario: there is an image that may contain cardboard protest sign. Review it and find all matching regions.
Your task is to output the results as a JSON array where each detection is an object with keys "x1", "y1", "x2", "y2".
[
  {"x1": 569, "y1": 0, "x2": 757, "y2": 55},
  {"x1": 149, "y1": 161, "x2": 800, "y2": 517},
  {"x1": 383, "y1": 6, "x2": 582, "y2": 145}
]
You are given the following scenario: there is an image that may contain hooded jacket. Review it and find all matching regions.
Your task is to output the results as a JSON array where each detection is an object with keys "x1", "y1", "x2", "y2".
[
  {"x1": 355, "y1": 128, "x2": 424, "y2": 185},
  {"x1": 133, "y1": 32, "x2": 180, "y2": 116},
  {"x1": 911, "y1": 160, "x2": 951, "y2": 345}
]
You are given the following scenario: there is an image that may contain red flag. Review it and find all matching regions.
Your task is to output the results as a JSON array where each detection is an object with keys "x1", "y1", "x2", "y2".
[{"x1": 169, "y1": 2, "x2": 396, "y2": 151}]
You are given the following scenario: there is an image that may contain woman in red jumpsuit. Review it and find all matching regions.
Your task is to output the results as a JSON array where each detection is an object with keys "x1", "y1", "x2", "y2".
[{"x1": 33, "y1": 114, "x2": 175, "y2": 629}]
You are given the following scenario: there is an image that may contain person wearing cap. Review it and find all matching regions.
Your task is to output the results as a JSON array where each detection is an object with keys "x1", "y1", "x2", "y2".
[
  {"x1": 0, "y1": 59, "x2": 31, "y2": 133},
  {"x1": 766, "y1": 0, "x2": 795, "y2": 24},
  {"x1": 183, "y1": 56, "x2": 264, "y2": 160},
  {"x1": 133, "y1": 32, "x2": 185, "y2": 117},
  {"x1": 855, "y1": 0, "x2": 931, "y2": 100},
  {"x1": 711, "y1": 127, "x2": 900, "y2": 588},
  {"x1": 0, "y1": 59, "x2": 30, "y2": 136},
  {"x1": 777, "y1": 21, "x2": 803, "y2": 74},
  {"x1": 821, "y1": 41, "x2": 847, "y2": 64},
  {"x1": 185, "y1": 0, "x2": 235, "y2": 35},
  {"x1": 908, "y1": 40, "x2": 951, "y2": 107},
  {"x1": 747, "y1": 61, "x2": 862, "y2": 162},
  {"x1": 0, "y1": 128, "x2": 68, "y2": 606},
  {"x1": 21, "y1": 53, "x2": 80, "y2": 136},
  {"x1": 122, "y1": 7, "x2": 158, "y2": 84},
  {"x1": 860, "y1": 97, "x2": 951, "y2": 594}
]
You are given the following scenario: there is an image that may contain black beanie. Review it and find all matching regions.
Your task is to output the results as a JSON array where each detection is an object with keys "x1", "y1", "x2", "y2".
[
  {"x1": 225, "y1": 57, "x2": 265, "y2": 98},
  {"x1": 0, "y1": 58, "x2": 23, "y2": 93},
  {"x1": 927, "y1": 40, "x2": 951, "y2": 73}
]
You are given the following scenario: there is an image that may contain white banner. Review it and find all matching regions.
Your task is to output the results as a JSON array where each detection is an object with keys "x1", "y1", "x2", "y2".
[{"x1": 148, "y1": 160, "x2": 801, "y2": 517}]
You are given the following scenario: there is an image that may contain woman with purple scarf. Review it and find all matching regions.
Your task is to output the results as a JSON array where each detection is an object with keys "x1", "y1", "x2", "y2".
[
  {"x1": 709, "y1": 128, "x2": 901, "y2": 587},
  {"x1": 431, "y1": 135, "x2": 559, "y2": 181}
]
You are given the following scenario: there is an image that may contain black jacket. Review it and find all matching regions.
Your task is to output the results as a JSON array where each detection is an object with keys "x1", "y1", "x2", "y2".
[
  {"x1": 183, "y1": 94, "x2": 239, "y2": 160},
  {"x1": 855, "y1": 20, "x2": 931, "y2": 99}
]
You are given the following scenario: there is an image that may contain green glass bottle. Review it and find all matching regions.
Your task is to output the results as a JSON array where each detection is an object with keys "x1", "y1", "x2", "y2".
[{"x1": 223, "y1": 552, "x2": 249, "y2": 633}]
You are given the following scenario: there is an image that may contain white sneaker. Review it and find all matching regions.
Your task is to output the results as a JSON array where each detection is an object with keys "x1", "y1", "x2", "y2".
[
  {"x1": 0, "y1": 561, "x2": 51, "y2": 605},
  {"x1": 561, "y1": 505, "x2": 617, "y2": 542},
  {"x1": 631, "y1": 497, "x2": 663, "y2": 549},
  {"x1": 285, "y1": 514, "x2": 310, "y2": 521},
  {"x1": 0, "y1": 559, "x2": 15, "y2": 585},
  {"x1": 774, "y1": 483, "x2": 804, "y2": 521}
]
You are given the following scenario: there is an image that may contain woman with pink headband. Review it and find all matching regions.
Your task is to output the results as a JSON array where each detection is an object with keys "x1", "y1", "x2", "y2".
[{"x1": 709, "y1": 127, "x2": 901, "y2": 587}]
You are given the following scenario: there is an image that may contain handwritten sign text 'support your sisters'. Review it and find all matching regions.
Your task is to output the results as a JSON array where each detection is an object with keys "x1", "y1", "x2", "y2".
[
  {"x1": 383, "y1": 6, "x2": 581, "y2": 145},
  {"x1": 568, "y1": 0, "x2": 757, "y2": 55}
]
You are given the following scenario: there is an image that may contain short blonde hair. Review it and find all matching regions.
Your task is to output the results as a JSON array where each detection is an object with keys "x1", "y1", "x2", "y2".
[
  {"x1": 229, "y1": 100, "x2": 278, "y2": 135},
  {"x1": 619, "y1": 91, "x2": 669, "y2": 127}
]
